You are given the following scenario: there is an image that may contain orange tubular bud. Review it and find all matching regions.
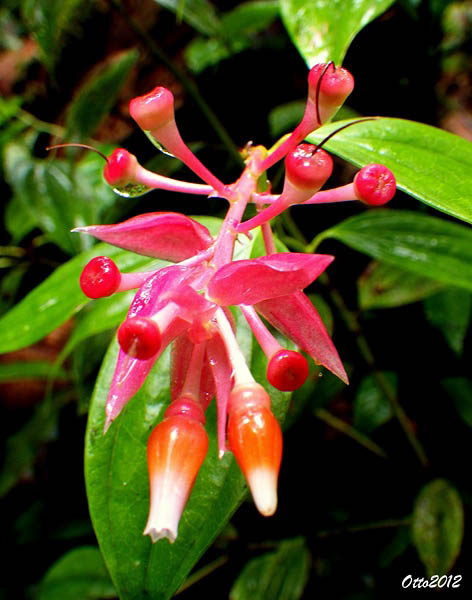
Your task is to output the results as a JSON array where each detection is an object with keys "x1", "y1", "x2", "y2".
[
  {"x1": 227, "y1": 383, "x2": 282, "y2": 516},
  {"x1": 144, "y1": 413, "x2": 208, "y2": 543}
]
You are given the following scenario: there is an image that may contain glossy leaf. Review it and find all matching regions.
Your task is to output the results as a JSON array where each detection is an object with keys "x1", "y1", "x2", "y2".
[
  {"x1": 358, "y1": 261, "x2": 444, "y2": 310},
  {"x1": 412, "y1": 479, "x2": 463, "y2": 577},
  {"x1": 424, "y1": 288, "x2": 472, "y2": 355},
  {"x1": 319, "y1": 210, "x2": 472, "y2": 291},
  {"x1": 0, "y1": 244, "x2": 161, "y2": 354},
  {"x1": 154, "y1": 0, "x2": 221, "y2": 36},
  {"x1": 36, "y1": 546, "x2": 116, "y2": 600},
  {"x1": 281, "y1": 0, "x2": 395, "y2": 66},
  {"x1": 230, "y1": 537, "x2": 310, "y2": 600},
  {"x1": 353, "y1": 372, "x2": 396, "y2": 433},
  {"x1": 85, "y1": 310, "x2": 291, "y2": 599},
  {"x1": 65, "y1": 49, "x2": 138, "y2": 140},
  {"x1": 442, "y1": 377, "x2": 472, "y2": 429},
  {"x1": 308, "y1": 118, "x2": 472, "y2": 225}
]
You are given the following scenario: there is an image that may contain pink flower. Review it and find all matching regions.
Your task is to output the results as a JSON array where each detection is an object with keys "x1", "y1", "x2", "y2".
[{"x1": 74, "y1": 64, "x2": 396, "y2": 542}]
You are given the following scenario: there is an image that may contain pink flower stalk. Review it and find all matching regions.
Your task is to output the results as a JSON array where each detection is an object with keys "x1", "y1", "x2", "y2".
[{"x1": 73, "y1": 65, "x2": 396, "y2": 542}]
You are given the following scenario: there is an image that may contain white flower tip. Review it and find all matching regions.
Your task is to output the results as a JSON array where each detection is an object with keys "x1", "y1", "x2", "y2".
[
  {"x1": 247, "y1": 467, "x2": 278, "y2": 516},
  {"x1": 143, "y1": 525, "x2": 177, "y2": 544}
]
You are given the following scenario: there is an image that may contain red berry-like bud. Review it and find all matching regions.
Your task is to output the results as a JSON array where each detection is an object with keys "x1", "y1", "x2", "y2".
[
  {"x1": 285, "y1": 144, "x2": 333, "y2": 191},
  {"x1": 129, "y1": 86, "x2": 175, "y2": 132},
  {"x1": 79, "y1": 256, "x2": 121, "y2": 299},
  {"x1": 354, "y1": 164, "x2": 396, "y2": 206},
  {"x1": 267, "y1": 349, "x2": 309, "y2": 391},
  {"x1": 144, "y1": 414, "x2": 208, "y2": 543},
  {"x1": 165, "y1": 395, "x2": 206, "y2": 424},
  {"x1": 103, "y1": 148, "x2": 138, "y2": 186},
  {"x1": 308, "y1": 63, "x2": 354, "y2": 117},
  {"x1": 228, "y1": 383, "x2": 282, "y2": 516},
  {"x1": 117, "y1": 317, "x2": 161, "y2": 360}
]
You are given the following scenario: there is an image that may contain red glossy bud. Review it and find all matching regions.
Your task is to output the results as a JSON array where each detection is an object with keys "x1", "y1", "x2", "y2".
[
  {"x1": 103, "y1": 148, "x2": 138, "y2": 186},
  {"x1": 129, "y1": 86, "x2": 175, "y2": 132},
  {"x1": 228, "y1": 383, "x2": 282, "y2": 516},
  {"x1": 308, "y1": 63, "x2": 354, "y2": 123},
  {"x1": 79, "y1": 256, "x2": 121, "y2": 299},
  {"x1": 354, "y1": 164, "x2": 396, "y2": 206},
  {"x1": 267, "y1": 349, "x2": 309, "y2": 391},
  {"x1": 285, "y1": 144, "x2": 333, "y2": 192},
  {"x1": 144, "y1": 414, "x2": 208, "y2": 543},
  {"x1": 117, "y1": 317, "x2": 161, "y2": 360}
]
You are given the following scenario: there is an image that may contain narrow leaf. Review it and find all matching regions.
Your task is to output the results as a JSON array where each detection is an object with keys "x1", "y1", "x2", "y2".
[
  {"x1": 358, "y1": 261, "x2": 444, "y2": 310},
  {"x1": 154, "y1": 0, "x2": 221, "y2": 36},
  {"x1": 230, "y1": 537, "x2": 310, "y2": 600},
  {"x1": 0, "y1": 244, "x2": 163, "y2": 354},
  {"x1": 412, "y1": 479, "x2": 463, "y2": 577},
  {"x1": 36, "y1": 546, "x2": 116, "y2": 600},
  {"x1": 320, "y1": 210, "x2": 472, "y2": 291},
  {"x1": 281, "y1": 0, "x2": 395, "y2": 66},
  {"x1": 308, "y1": 118, "x2": 472, "y2": 226},
  {"x1": 66, "y1": 49, "x2": 138, "y2": 140},
  {"x1": 441, "y1": 377, "x2": 472, "y2": 428}
]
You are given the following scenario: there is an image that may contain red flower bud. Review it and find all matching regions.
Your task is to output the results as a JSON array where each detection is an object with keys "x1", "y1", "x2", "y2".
[
  {"x1": 267, "y1": 349, "x2": 309, "y2": 391},
  {"x1": 308, "y1": 63, "x2": 354, "y2": 124},
  {"x1": 103, "y1": 148, "x2": 139, "y2": 186},
  {"x1": 117, "y1": 317, "x2": 161, "y2": 360},
  {"x1": 79, "y1": 256, "x2": 121, "y2": 299},
  {"x1": 285, "y1": 143, "x2": 333, "y2": 192},
  {"x1": 129, "y1": 86, "x2": 175, "y2": 132},
  {"x1": 354, "y1": 164, "x2": 396, "y2": 206}
]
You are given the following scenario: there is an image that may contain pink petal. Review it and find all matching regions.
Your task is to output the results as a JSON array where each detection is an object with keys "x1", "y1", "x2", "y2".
[
  {"x1": 73, "y1": 212, "x2": 213, "y2": 262},
  {"x1": 206, "y1": 331, "x2": 233, "y2": 457},
  {"x1": 255, "y1": 291, "x2": 348, "y2": 384},
  {"x1": 207, "y1": 253, "x2": 333, "y2": 306}
]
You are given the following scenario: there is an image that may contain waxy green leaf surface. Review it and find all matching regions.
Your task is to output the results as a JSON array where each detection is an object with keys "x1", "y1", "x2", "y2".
[
  {"x1": 319, "y1": 210, "x2": 472, "y2": 291},
  {"x1": 308, "y1": 118, "x2": 472, "y2": 226},
  {"x1": 281, "y1": 0, "x2": 395, "y2": 66}
]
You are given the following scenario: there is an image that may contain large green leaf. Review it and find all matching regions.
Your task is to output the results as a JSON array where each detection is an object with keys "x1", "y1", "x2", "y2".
[
  {"x1": 35, "y1": 546, "x2": 116, "y2": 600},
  {"x1": 412, "y1": 479, "x2": 463, "y2": 577},
  {"x1": 0, "y1": 244, "x2": 162, "y2": 354},
  {"x1": 424, "y1": 288, "x2": 472, "y2": 355},
  {"x1": 308, "y1": 118, "x2": 472, "y2": 226},
  {"x1": 85, "y1": 313, "x2": 291, "y2": 599},
  {"x1": 66, "y1": 49, "x2": 138, "y2": 141},
  {"x1": 280, "y1": 0, "x2": 395, "y2": 66},
  {"x1": 317, "y1": 210, "x2": 472, "y2": 291},
  {"x1": 230, "y1": 537, "x2": 310, "y2": 600}
]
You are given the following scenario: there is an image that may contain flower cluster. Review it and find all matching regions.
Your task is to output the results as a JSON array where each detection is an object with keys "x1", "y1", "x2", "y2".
[{"x1": 75, "y1": 63, "x2": 396, "y2": 543}]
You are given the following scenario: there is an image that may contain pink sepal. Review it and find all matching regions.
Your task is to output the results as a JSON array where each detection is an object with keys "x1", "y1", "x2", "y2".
[
  {"x1": 208, "y1": 253, "x2": 334, "y2": 306},
  {"x1": 73, "y1": 212, "x2": 213, "y2": 262},
  {"x1": 255, "y1": 291, "x2": 348, "y2": 384}
]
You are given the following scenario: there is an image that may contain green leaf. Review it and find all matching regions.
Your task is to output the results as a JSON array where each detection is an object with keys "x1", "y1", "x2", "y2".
[
  {"x1": 22, "y1": 0, "x2": 92, "y2": 70},
  {"x1": 85, "y1": 311, "x2": 291, "y2": 599},
  {"x1": 424, "y1": 288, "x2": 472, "y2": 355},
  {"x1": 441, "y1": 377, "x2": 472, "y2": 428},
  {"x1": 280, "y1": 0, "x2": 395, "y2": 66},
  {"x1": 308, "y1": 118, "x2": 472, "y2": 226},
  {"x1": 318, "y1": 210, "x2": 472, "y2": 291},
  {"x1": 358, "y1": 261, "x2": 444, "y2": 310},
  {"x1": 230, "y1": 537, "x2": 310, "y2": 600},
  {"x1": 35, "y1": 546, "x2": 116, "y2": 600},
  {"x1": 0, "y1": 244, "x2": 163, "y2": 354},
  {"x1": 268, "y1": 100, "x2": 305, "y2": 138},
  {"x1": 65, "y1": 49, "x2": 138, "y2": 140},
  {"x1": 353, "y1": 372, "x2": 396, "y2": 433},
  {"x1": 411, "y1": 479, "x2": 463, "y2": 577},
  {"x1": 0, "y1": 361, "x2": 67, "y2": 382},
  {"x1": 154, "y1": 0, "x2": 221, "y2": 36}
]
